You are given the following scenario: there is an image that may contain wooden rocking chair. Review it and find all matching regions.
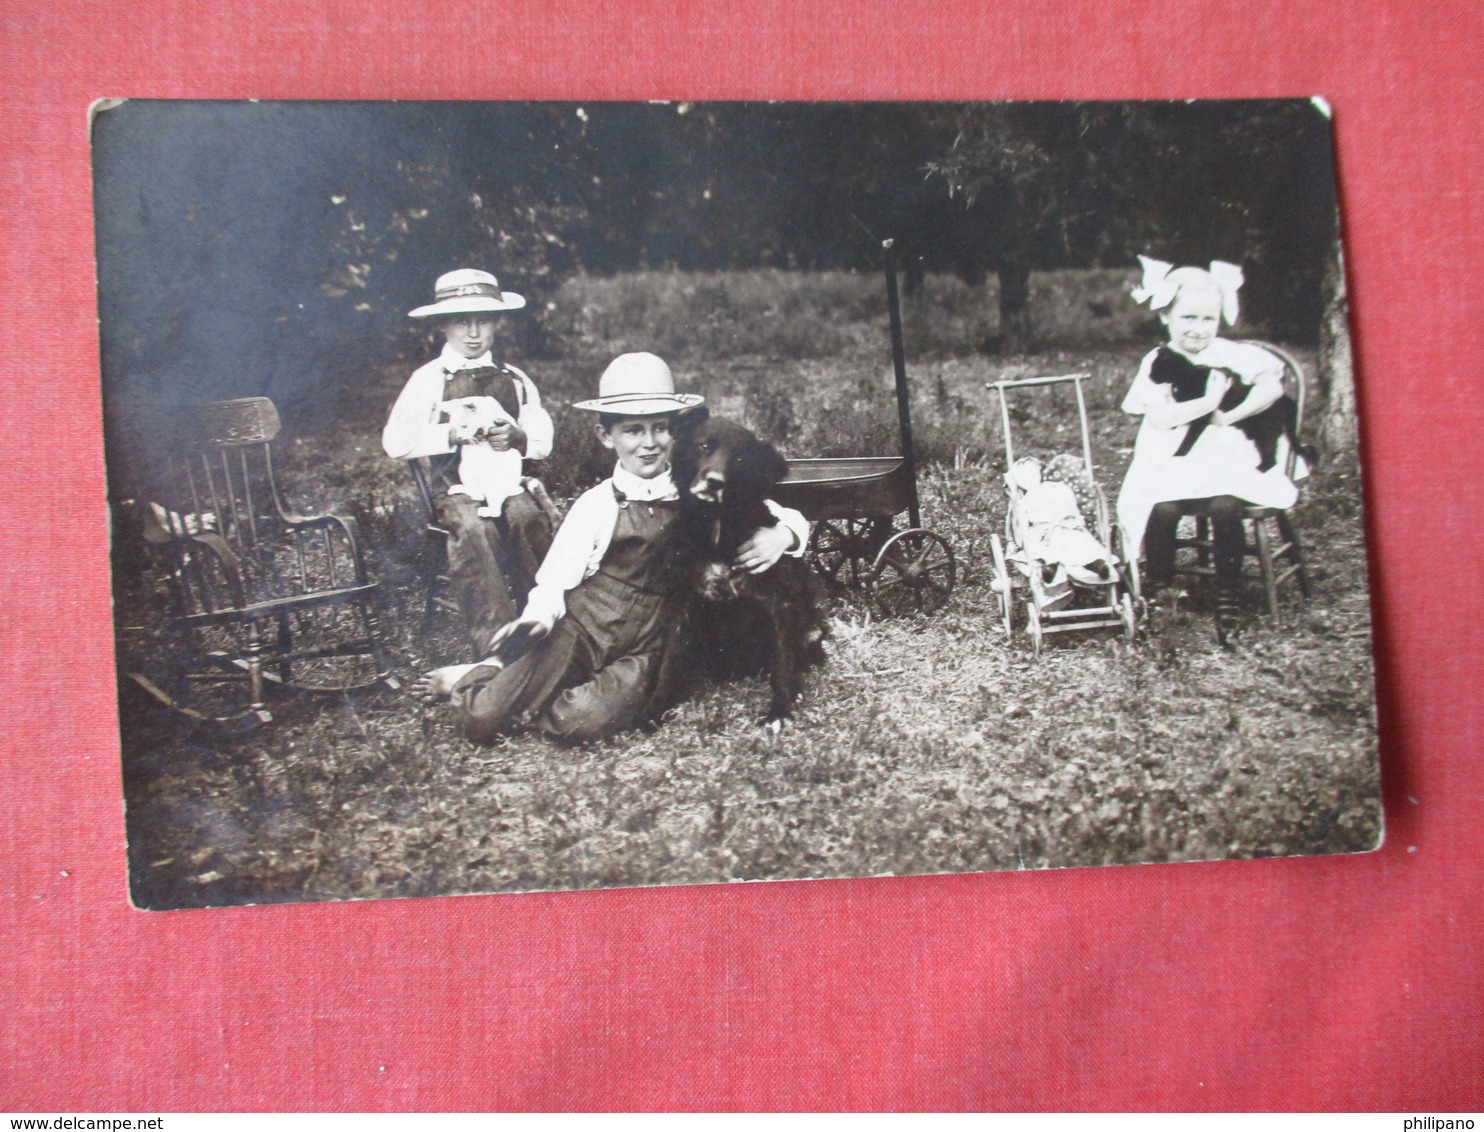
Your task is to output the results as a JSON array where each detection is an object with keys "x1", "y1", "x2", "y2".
[{"x1": 124, "y1": 397, "x2": 393, "y2": 727}]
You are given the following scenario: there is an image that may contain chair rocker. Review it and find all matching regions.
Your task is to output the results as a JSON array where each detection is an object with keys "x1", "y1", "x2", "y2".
[{"x1": 125, "y1": 397, "x2": 394, "y2": 728}]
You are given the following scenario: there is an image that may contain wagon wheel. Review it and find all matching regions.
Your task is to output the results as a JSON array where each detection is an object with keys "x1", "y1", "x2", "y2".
[
  {"x1": 989, "y1": 533, "x2": 1014, "y2": 635},
  {"x1": 869, "y1": 528, "x2": 956, "y2": 617},
  {"x1": 811, "y1": 517, "x2": 889, "y2": 591},
  {"x1": 1026, "y1": 599, "x2": 1044, "y2": 657},
  {"x1": 1111, "y1": 523, "x2": 1143, "y2": 610}
]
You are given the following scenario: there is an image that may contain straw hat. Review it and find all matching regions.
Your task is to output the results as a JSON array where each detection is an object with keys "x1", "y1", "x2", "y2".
[
  {"x1": 408, "y1": 269, "x2": 526, "y2": 318},
  {"x1": 572, "y1": 353, "x2": 705, "y2": 415}
]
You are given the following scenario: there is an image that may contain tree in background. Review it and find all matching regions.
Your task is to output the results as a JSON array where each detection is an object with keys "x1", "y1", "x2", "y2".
[
  {"x1": 95, "y1": 98, "x2": 1344, "y2": 494},
  {"x1": 927, "y1": 100, "x2": 1339, "y2": 349}
]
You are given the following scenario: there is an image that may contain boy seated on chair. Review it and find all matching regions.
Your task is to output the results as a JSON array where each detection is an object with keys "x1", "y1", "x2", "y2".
[{"x1": 382, "y1": 269, "x2": 555, "y2": 659}]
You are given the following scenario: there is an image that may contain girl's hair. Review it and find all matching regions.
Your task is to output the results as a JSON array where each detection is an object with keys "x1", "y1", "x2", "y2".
[
  {"x1": 1160, "y1": 267, "x2": 1224, "y2": 313},
  {"x1": 1133, "y1": 257, "x2": 1243, "y2": 324}
]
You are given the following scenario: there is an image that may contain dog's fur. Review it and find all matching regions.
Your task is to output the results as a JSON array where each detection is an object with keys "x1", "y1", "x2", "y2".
[
  {"x1": 662, "y1": 410, "x2": 825, "y2": 727},
  {"x1": 1150, "y1": 347, "x2": 1315, "y2": 472}
]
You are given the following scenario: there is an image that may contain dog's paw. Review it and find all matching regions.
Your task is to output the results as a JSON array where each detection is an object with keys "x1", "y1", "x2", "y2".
[{"x1": 758, "y1": 707, "x2": 793, "y2": 735}]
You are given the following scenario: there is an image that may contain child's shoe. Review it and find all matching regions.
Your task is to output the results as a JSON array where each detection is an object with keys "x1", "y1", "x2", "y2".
[{"x1": 1214, "y1": 580, "x2": 1244, "y2": 646}]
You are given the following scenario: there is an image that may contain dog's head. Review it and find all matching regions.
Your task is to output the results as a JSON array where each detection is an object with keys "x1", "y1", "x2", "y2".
[{"x1": 673, "y1": 413, "x2": 789, "y2": 509}]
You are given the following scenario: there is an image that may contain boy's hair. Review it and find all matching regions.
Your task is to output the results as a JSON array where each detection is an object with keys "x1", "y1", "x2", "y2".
[
  {"x1": 437, "y1": 312, "x2": 499, "y2": 329},
  {"x1": 597, "y1": 411, "x2": 679, "y2": 432}
]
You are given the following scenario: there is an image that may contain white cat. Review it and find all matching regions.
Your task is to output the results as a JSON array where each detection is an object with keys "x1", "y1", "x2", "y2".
[{"x1": 443, "y1": 396, "x2": 525, "y2": 518}]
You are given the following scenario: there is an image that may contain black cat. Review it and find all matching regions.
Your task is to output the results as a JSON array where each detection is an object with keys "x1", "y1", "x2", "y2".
[{"x1": 1149, "y1": 347, "x2": 1313, "y2": 473}]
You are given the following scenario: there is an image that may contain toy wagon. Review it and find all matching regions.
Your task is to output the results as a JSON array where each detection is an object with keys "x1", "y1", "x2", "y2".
[
  {"x1": 770, "y1": 240, "x2": 956, "y2": 617},
  {"x1": 987, "y1": 373, "x2": 1140, "y2": 653}
]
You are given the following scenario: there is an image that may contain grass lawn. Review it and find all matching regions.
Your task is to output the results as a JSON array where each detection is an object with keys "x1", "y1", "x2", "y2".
[{"x1": 113, "y1": 268, "x2": 1381, "y2": 909}]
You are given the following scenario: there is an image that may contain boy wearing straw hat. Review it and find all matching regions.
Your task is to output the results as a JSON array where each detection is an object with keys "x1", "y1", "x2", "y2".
[
  {"x1": 413, "y1": 352, "x2": 810, "y2": 745},
  {"x1": 382, "y1": 269, "x2": 555, "y2": 659}
]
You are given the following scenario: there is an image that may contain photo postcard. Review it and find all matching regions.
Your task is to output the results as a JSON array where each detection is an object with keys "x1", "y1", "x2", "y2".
[{"x1": 92, "y1": 99, "x2": 1382, "y2": 909}]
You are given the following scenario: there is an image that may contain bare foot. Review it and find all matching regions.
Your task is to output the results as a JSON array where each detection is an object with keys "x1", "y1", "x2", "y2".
[{"x1": 410, "y1": 662, "x2": 483, "y2": 704}]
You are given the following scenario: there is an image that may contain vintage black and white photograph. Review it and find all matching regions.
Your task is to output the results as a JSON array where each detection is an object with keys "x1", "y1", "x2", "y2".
[{"x1": 94, "y1": 100, "x2": 1381, "y2": 910}]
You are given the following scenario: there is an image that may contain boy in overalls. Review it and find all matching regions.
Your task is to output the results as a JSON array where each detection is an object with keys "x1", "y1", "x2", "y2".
[{"x1": 413, "y1": 352, "x2": 810, "y2": 744}]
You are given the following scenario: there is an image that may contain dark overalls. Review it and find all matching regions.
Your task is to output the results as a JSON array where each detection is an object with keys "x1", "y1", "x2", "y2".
[{"x1": 451, "y1": 488, "x2": 678, "y2": 745}]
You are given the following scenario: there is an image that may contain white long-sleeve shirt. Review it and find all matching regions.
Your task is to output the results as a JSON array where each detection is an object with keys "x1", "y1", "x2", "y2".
[
  {"x1": 381, "y1": 346, "x2": 554, "y2": 508},
  {"x1": 522, "y1": 463, "x2": 812, "y2": 630}
]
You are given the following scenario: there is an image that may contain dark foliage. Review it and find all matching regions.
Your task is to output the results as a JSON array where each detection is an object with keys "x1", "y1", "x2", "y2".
[{"x1": 95, "y1": 100, "x2": 1337, "y2": 501}]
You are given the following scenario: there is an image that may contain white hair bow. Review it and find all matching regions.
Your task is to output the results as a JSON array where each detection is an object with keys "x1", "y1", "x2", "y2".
[
  {"x1": 1132, "y1": 256, "x2": 1245, "y2": 325},
  {"x1": 1207, "y1": 260, "x2": 1244, "y2": 325}
]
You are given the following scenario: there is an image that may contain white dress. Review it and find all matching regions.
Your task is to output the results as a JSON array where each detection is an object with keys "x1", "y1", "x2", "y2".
[{"x1": 1115, "y1": 339, "x2": 1302, "y2": 553}]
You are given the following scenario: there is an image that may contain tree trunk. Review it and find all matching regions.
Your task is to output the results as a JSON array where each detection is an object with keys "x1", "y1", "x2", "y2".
[
  {"x1": 997, "y1": 258, "x2": 1033, "y2": 352},
  {"x1": 1317, "y1": 242, "x2": 1359, "y2": 462}
]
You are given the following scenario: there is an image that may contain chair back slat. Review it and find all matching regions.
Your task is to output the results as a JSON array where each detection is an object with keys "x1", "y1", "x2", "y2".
[
  {"x1": 236, "y1": 446, "x2": 261, "y2": 551},
  {"x1": 214, "y1": 449, "x2": 244, "y2": 556},
  {"x1": 293, "y1": 527, "x2": 310, "y2": 593},
  {"x1": 182, "y1": 461, "x2": 206, "y2": 537},
  {"x1": 199, "y1": 452, "x2": 228, "y2": 551}
]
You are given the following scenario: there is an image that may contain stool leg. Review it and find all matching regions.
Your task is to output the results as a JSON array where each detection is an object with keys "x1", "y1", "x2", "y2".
[
  {"x1": 1252, "y1": 516, "x2": 1279, "y2": 615},
  {"x1": 1277, "y1": 512, "x2": 1311, "y2": 600}
]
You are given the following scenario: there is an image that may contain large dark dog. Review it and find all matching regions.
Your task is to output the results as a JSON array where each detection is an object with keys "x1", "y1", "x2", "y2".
[{"x1": 663, "y1": 411, "x2": 825, "y2": 728}]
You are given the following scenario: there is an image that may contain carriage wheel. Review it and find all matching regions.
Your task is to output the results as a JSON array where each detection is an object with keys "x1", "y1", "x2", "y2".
[
  {"x1": 1027, "y1": 600, "x2": 1044, "y2": 657},
  {"x1": 1112, "y1": 524, "x2": 1143, "y2": 607},
  {"x1": 869, "y1": 529, "x2": 956, "y2": 617},
  {"x1": 989, "y1": 533, "x2": 1014, "y2": 635},
  {"x1": 1118, "y1": 591, "x2": 1138, "y2": 642},
  {"x1": 811, "y1": 517, "x2": 889, "y2": 591}
]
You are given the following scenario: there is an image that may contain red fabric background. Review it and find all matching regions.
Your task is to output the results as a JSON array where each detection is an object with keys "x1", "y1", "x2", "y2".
[{"x1": 2, "y1": 0, "x2": 1480, "y2": 1111}]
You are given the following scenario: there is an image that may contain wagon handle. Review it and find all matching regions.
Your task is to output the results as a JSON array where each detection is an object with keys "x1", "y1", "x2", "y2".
[{"x1": 882, "y1": 239, "x2": 921, "y2": 530}]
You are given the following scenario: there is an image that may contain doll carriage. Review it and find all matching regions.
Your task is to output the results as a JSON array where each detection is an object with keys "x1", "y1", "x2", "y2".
[
  {"x1": 986, "y1": 373, "x2": 1140, "y2": 654},
  {"x1": 769, "y1": 240, "x2": 956, "y2": 617}
]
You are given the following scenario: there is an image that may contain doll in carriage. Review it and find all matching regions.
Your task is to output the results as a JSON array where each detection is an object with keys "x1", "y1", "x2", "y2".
[
  {"x1": 988, "y1": 375, "x2": 1139, "y2": 652},
  {"x1": 1010, "y1": 455, "x2": 1118, "y2": 592}
]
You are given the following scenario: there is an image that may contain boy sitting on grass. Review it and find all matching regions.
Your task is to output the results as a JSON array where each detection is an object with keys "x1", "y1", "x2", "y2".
[{"x1": 412, "y1": 352, "x2": 810, "y2": 745}]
